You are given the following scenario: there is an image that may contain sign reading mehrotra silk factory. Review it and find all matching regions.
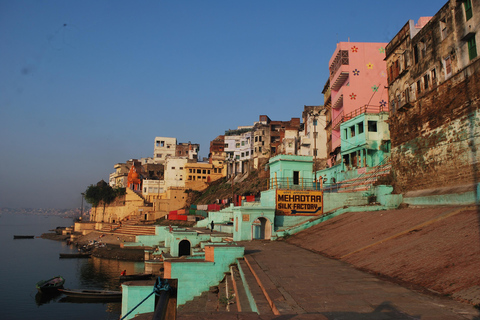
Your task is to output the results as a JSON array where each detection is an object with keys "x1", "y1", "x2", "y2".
[{"x1": 276, "y1": 190, "x2": 323, "y2": 216}]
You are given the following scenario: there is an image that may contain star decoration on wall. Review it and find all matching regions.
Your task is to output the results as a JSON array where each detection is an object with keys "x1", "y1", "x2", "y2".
[
  {"x1": 353, "y1": 69, "x2": 360, "y2": 76},
  {"x1": 367, "y1": 63, "x2": 374, "y2": 69},
  {"x1": 372, "y1": 85, "x2": 379, "y2": 92},
  {"x1": 350, "y1": 93, "x2": 357, "y2": 100},
  {"x1": 380, "y1": 100, "x2": 387, "y2": 107},
  {"x1": 379, "y1": 47, "x2": 385, "y2": 54},
  {"x1": 380, "y1": 71, "x2": 387, "y2": 77},
  {"x1": 351, "y1": 46, "x2": 358, "y2": 53}
]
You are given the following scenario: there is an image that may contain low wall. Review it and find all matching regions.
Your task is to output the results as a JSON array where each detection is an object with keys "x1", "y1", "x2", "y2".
[
  {"x1": 121, "y1": 280, "x2": 156, "y2": 320},
  {"x1": 164, "y1": 245, "x2": 245, "y2": 305}
]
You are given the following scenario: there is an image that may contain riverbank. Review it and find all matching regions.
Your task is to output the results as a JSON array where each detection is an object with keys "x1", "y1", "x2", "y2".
[{"x1": 41, "y1": 231, "x2": 142, "y2": 261}]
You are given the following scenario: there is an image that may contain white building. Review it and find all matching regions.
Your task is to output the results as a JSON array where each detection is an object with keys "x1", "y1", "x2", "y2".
[
  {"x1": 224, "y1": 126, "x2": 253, "y2": 176},
  {"x1": 299, "y1": 106, "x2": 328, "y2": 160},
  {"x1": 153, "y1": 137, "x2": 177, "y2": 164},
  {"x1": 164, "y1": 157, "x2": 188, "y2": 189}
]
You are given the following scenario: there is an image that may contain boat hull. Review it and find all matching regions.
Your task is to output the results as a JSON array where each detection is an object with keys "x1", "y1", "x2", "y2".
[
  {"x1": 36, "y1": 276, "x2": 65, "y2": 294},
  {"x1": 59, "y1": 289, "x2": 122, "y2": 301}
]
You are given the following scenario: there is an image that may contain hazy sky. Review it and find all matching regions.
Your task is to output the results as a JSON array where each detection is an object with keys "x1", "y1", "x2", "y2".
[{"x1": 0, "y1": 0, "x2": 447, "y2": 209}]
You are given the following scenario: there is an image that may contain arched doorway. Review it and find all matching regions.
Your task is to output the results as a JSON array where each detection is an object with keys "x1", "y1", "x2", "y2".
[
  {"x1": 252, "y1": 217, "x2": 271, "y2": 240},
  {"x1": 178, "y1": 240, "x2": 191, "y2": 256}
]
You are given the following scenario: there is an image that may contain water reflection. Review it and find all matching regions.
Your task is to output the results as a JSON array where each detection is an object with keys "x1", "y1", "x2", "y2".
[
  {"x1": 34, "y1": 292, "x2": 62, "y2": 306},
  {"x1": 78, "y1": 257, "x2": 144, "y2": 291}
]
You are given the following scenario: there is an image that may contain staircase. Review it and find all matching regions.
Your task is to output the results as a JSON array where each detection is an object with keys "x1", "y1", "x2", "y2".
[
  {"x1": 338, "y1": 162, "x2": 391, "y2": 193},
  {"x1": 98, "y1": 222, "x2": 156, "y2": 236},
  {"x1": 178, "y1": 260, "x2": 271, "y2": 316}
]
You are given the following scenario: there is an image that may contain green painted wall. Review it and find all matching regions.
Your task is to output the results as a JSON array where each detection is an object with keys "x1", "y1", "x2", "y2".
[
  {"x1": 169, "y1": 245, "x2": 245, "y2": 305},
  {"x1": 121, "y1": 283, "x2": 156, "y2": 320}
]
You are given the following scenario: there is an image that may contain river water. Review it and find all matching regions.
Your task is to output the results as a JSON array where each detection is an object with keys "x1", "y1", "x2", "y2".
[{"x1": 0, "y1": 213, "x2": 144, "y2": 320}]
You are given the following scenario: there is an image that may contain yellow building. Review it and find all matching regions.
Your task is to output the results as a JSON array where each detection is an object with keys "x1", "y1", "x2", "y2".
[{"x1": 185, "y1": 162, "x2": 225, "y2": 191}]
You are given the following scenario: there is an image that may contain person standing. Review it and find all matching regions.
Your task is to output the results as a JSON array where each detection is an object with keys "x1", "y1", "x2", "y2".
[{"x1": 210, "y1": 221, "x2": 215, "y2": 231}]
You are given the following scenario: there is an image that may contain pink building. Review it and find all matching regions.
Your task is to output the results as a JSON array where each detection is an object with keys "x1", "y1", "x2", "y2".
[{"x1": 328, "y1": 42, "x2": 389, "y2": 153}]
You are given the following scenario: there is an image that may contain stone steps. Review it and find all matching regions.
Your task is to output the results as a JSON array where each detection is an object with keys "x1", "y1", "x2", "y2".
[{"x1": 99, "y1": 224, "x2": 156, "y2": 236}]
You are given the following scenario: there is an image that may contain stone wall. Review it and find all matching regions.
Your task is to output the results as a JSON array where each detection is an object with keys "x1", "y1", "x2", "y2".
[{"x1": 390, "y1": 58, "x2": 480, "y2": 192}]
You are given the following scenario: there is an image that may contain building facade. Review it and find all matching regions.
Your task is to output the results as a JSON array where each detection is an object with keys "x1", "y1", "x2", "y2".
[
  {"x1": 328, "y1": 42, "x2": 389, "y2": 167},
  {"x1": 386, "y1": 0, "x2": 480, "y2": 192}
]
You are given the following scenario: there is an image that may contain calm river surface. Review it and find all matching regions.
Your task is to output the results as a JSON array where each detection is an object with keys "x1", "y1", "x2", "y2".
[{"x1": 0, "y1": 213, "x2": 145, "y2": 320}]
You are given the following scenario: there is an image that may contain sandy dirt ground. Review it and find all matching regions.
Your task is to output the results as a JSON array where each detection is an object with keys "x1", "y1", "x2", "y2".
[{"x1": 286, "y1": 205, "x2": 480, "y2": 306}]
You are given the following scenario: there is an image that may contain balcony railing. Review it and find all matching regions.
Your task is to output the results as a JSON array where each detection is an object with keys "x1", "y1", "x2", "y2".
[
  {"x1": 268, "y1": 177, "x2": 342, "y2": 193},
  {"x1": 343, "y1": 105, "x2": 388, "y2": 122},
  {"x1": 332, "y1": 111, "x2": 344, "y2": 130},
  {"x1": 268, "y1": 177, "x2": 322, "y2": 191}
]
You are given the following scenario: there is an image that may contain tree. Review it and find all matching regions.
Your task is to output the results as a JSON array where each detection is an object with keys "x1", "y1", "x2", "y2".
[{"x1": 84, "y1": 180, "x2": 126, "y2": 222}]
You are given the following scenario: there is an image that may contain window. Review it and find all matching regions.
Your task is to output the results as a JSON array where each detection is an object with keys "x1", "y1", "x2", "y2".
[
  {"x1": 431, "y1": 69, "x2": 437, "y2": 83},
  {"x1": 255, "y1": 136, "x2": 258, "y2": 142},
  {"x1": 241, "y1": 141, "x2": 245, "y2": 146},
  {"x1": 417, "y1": 80, "x2": 422, "y2": 94},
  {"x1": 197, "y1": 169, "x2": 201, "y2": 173},
  {"x1": 202, "y1": 170, "x2": 206, "y2": 174},
  {"x1": 350, "y1": 125, "x2": 355, "y2": 137},
  {"x1": 357, "y1": 122, "x2": 364, "y2": 134},
  {"x1": 161, "y1": 141, "x2": 165, "y2": 147},
  {"x1": 468, "y1": 36, "x2": 477, "y2": 60},
  {"x1": 413, "y1": 44, "x2": 419, "y2": 64},
  {"x1": 440, "y1": 19, "x2": 448, "y2": 40},
  {"x1": 464, "y1": 0, "x2": 473, "y2": 20},
  {"x1": 424, "y1": 74, "x2": 429, "y2": 90},
  {"x1": 420, "y1": 40, "x2": 426, "y2": 59},
  {"x1": 156, "y1": 141, "x2": 160, "y2": 147},
  {"x1": 259, "y1": 147, "x2": 262, "y2": 152},
  {"x1": 246, "y1": 151, "x2": 249, "y2": 156},
  {"x1": 368, "y1": 121, "x2": 377, "y2": 132},
  {"x1": 156, "y1": 154, "x2": 162, "y2": 158},
  {"x1": 445, "y1": 56, "x2": 452, "y2": 77}
]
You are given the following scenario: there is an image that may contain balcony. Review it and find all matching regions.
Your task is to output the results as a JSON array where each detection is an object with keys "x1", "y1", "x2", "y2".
[
  {"x1": 330, "y1": 50, "x2": 349, "y2": 91},
  {"x1": 332, "y1": 86, "x2": 344, "y2": 110},
  {"x1": 331, "y1": 65, "x2": 349, "y2": 91},
  {"x1": 332, "y1": 111, "x2": 344, "y2": 130}
]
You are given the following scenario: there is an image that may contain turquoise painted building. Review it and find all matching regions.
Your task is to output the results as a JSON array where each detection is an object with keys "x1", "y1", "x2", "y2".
[{"x1": 319, "y1": 112, "x2": 391, "y2": 185}]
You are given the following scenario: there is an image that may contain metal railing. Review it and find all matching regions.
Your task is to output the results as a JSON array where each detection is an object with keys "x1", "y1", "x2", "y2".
[{"x1": 268, "y1": 177, "x2": 322, "y2": 191}]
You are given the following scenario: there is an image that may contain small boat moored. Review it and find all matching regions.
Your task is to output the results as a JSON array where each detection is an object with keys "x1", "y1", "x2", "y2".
[
  {"x1": 14, "y1": 235, "x2": 35, "y2": 239},
  {"x1": 59, "y1": 253, "x2": 91, "y2": 258},
  {"x1": 119, "y1": 273, "x2": 154, "y2": 282},
  {"x1": 36, "y1": 276, "x2": 65, "y2": 294},
  {"x1": 59, "y1": 288, "x2": 122, "y2": 301}
]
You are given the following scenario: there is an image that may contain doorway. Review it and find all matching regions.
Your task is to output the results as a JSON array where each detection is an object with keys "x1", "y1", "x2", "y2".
[{"x1": 178, "y1": 240, "x2": 191, "y2": 256}]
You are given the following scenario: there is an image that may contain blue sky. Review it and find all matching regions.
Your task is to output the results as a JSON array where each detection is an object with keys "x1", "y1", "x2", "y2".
[{"x1": 0, "y1": 0, "x2": 447, "y2": 209}]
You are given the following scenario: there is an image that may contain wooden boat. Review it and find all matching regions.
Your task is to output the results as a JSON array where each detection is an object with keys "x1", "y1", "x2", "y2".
[
  {"x1": 119, "y1": 273, "x2": 154, "y2": 282},
  {"x1": 36, "y1": 276, "x2": 65, "y2": 294},
  {"x1": 59, "y1": 252, "x2": 91, "y2": 258},
  {"x1": 14, "y1": 235, "x2": 34, "y2": 239},
  {"x1": 59, "y1": 288, "x2": 122, "y2": 300}
]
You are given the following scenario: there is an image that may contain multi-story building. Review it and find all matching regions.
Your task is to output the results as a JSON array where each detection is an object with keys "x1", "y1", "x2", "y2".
[
  {"x1": 299, "y1": 106, "x2": 328, "y2": 172},
  {"x1": 322, "y1": 80, "x2": 334, "y2": 164},
  {"x1": 209, "y1": 135, "x2": 225, "y2": 165},
  {"x1": 252, "y1": 115, "x2": 301, "y2": 169},
  {"x1": 185, "y1": 162, "x2": 224, "y2": 190},
  {"x1": 224, "y1": 127, "x2": 253, "y2": 176},
  {"x1": 153, "y1": 137, "x2": 177, "y2": 164},
  {"x1": 176, "y1": 142, "x2": 199, "y2": 161},
  {"x1": 386, "y1": 0, "x2": 480, "y2": 192},
  {"x1": 328, "y1": 42, "x2": 389, "y2": 167},
  {"x1": 164, "y1": 157, "x2": 187, "y2": 189}
]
